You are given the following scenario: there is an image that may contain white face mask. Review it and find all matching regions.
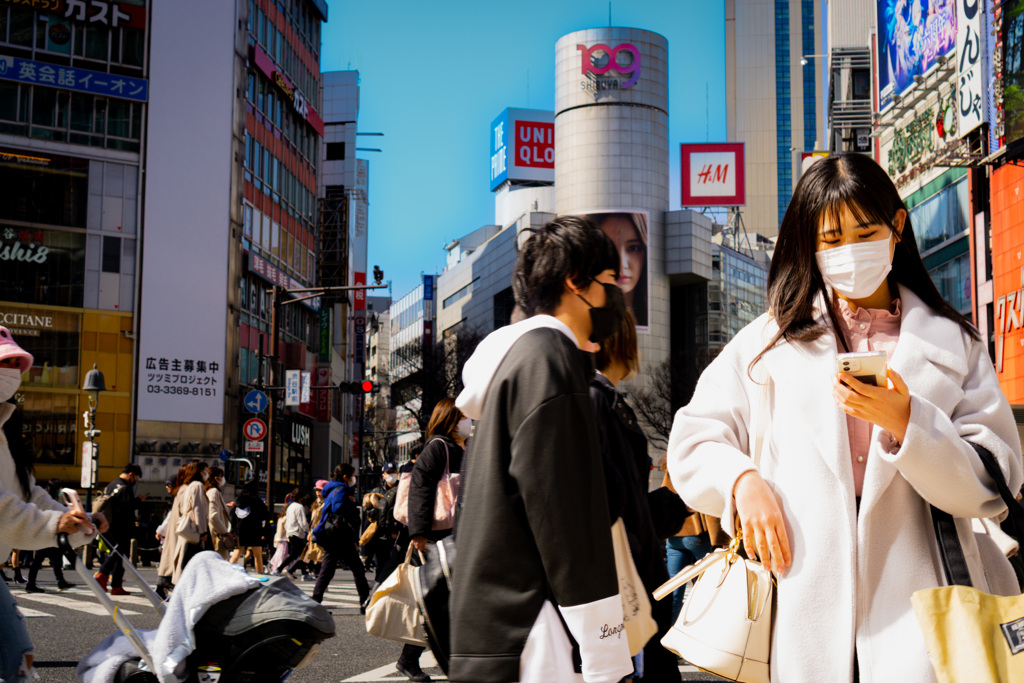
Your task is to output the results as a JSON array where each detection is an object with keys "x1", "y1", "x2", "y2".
[
  {"x1": 815, "y1": 237, "x2": 894, "y2": 300},
  {"x1": 0, "y1": 367, "x2": 21, "y2": 403},
  {"x1": 384, "y1": 473, "x2": 398, "y2": 485},
  {"x1": 216, "y1": 477, "x2": 224, "y2": 487},
  {"x1": 201, "y1": 470, "x2": 209, "y2": 481},
  {"x1": 456, "y1": 417, "x2": 473, "y2": 439},
  {"x1": 347, "y1": 476, "x2": 356, "y2": 486}
]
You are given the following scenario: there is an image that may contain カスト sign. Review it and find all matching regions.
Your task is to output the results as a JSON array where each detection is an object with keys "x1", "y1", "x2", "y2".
[{"x1": 489, "y1": 108, "x2": 555, "y2": 190}]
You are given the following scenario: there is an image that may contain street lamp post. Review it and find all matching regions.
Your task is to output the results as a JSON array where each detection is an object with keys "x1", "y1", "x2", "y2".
[{"x1": 82, "y1": 363, "x2": 105, "y2": 511}]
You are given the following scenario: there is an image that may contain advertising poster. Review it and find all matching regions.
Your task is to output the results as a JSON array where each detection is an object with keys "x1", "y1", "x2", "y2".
[
  {"x1": 583, "y1": 211, "x2": 649, "y2": 330},
  {"x1": 877, "y1": 0, "x2": 957, "y2": 110}
]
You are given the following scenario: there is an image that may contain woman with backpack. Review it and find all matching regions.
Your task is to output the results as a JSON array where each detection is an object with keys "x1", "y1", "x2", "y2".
[{"x1": 310, "y1": 464, "x2": 370, "y2": 608}]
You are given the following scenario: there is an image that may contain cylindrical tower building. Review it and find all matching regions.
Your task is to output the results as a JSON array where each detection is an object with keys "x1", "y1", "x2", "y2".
[{"x1": 554, "y1": 27, "x2": 670, "y2": 369}]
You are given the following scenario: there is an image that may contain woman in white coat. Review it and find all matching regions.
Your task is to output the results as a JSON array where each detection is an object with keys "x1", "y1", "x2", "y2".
[
  {"x1": 0, "y1": 330, "x2": 105, "y2": 681},
  {"x1": 668, "y1": 153, "x2": 1023, "y2": 682}
]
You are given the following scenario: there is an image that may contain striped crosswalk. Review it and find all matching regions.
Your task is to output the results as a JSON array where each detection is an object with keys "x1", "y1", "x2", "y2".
[{"x1": 12, "y1": 578, "x2": 361, "y2": 617}]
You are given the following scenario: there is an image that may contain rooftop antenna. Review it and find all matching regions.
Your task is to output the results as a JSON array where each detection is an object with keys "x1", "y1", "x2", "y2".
[
  {"x1": 608, "y1": 2, "x2": 612, "y2": 26},
  {"x1": 527, "y1": 69, "x2": 530, "y2": 107}
]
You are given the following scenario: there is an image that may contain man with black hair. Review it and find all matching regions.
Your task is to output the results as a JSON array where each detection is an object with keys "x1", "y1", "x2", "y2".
[
  {"x1": 450, "y1": 215, "x2": 633, "y2": 683},
  {"x1": 93, "y1": 463, "x2": 145, "y2": 595}
]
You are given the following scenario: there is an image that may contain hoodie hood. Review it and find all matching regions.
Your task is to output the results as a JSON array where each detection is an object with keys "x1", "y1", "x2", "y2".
[{"x1": 456, "y1": 315, "x2": 579, "y2": 420}]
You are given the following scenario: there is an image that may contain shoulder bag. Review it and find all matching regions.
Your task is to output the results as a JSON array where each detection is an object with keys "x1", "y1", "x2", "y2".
[
  {"x1": 653, "y1": 353, "x2": 774, "y2": 683},
  {"x1": 175, "y1": 484, "x2": 202, "y2": 545},
  {"x1": 911, "y1": 443, "x2": 1024, "y2": 683},
  {"x1": 392, "y1": 439, "x2": 461, "y2": 531}
]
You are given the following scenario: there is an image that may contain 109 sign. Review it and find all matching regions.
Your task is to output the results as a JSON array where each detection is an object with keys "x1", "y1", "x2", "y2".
[{"x1": 577, "y1": 43, "x2": 642, "y2": 89}]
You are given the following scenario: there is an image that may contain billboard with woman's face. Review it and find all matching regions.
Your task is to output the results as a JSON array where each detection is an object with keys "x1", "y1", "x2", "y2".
[{"x1": 584, "y1": 211, "x2": 649, "y2": 330}]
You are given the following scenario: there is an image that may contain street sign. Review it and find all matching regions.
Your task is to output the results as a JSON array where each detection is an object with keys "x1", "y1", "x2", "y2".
[
  {"x1": 81, "y1": 442, "x2": 97, "y2": 488},
  {"x1": 285, "y1": 370, "x2": 300, "y2": 406},
  {"x1": 244, "y1": 390, "x2": 269, "y2": 413},
  {"x1": 300, "y1": 371, "x2": 311, "y2": 404},
  {"x1": 243, "y1": 418, "x2": 267, "y2": 441},
  {"x1": 245, "y1": 440, "x2": 264, "y2": 452}
]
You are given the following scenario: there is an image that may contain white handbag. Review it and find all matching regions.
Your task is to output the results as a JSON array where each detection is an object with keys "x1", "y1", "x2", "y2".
[
  {"x1": 654, "y1": 534, "x2": 773, "y2": 683},
  {"x1": 653, "y1": 351, "x2": 774, "y2": 683}
]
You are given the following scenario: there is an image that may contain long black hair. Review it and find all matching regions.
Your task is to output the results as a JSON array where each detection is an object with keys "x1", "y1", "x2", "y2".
[
  {"x1": 4, "y1": 399, "x2": 33, "y2": 499},
  {"x1": 753, "y1": 153, "x2": 977, "y2": 371}
]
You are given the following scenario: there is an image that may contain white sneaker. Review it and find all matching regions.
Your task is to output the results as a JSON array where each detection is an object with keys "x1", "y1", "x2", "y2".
[{"x1": 284, "y1": 570, "x2": 297, "y2": 580}]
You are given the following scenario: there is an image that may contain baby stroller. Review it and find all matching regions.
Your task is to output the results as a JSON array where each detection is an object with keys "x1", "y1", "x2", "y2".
[{"x1": 60, "y1": 533, "x2": 335, "y2": 682}]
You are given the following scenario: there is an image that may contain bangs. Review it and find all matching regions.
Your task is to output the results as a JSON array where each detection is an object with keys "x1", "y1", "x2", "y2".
[{"x1": 814, "y1": 180, "x2": 900, "y2": 239}]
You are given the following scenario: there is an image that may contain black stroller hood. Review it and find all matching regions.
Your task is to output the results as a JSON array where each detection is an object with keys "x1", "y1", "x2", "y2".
[{"x1": 201, "y1": 575, "x2": 336, "y2": 637}]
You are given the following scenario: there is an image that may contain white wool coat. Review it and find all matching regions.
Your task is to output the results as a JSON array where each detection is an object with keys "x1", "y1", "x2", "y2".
[
  {"x1": 668, "y1": 285, "x2": 1024, "y2": 683},
  {"x1": 0, "y1": 403, "x2": 91, "y2": 560}
]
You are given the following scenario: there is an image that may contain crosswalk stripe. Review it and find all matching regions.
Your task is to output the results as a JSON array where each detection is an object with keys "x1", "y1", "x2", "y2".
[
  {"x1": 17, "y1": 591, "x2": 140, "y2": 617},
  {"x1": 16, "y1": 606, "x2": 53, "y2": 618}
]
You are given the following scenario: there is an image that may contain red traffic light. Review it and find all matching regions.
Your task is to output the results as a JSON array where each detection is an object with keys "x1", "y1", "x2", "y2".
[{"x1": 361, "y1": 380, "x2": 375, "y2": 393}]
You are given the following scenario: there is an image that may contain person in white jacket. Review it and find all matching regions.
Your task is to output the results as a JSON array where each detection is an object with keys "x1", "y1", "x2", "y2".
[
  {"x1": 0, "y1": 328, "x2": 106, "y2": 681},
  {"x1": 668, "y1": 153, "x2": 1023, "y2": 683},
  {"x1": 278, "y1": 491, "x2": 311, "y2": 579}
]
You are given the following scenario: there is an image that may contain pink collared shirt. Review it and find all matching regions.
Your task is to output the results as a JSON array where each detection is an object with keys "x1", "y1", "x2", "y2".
[{"x1": 835, "y1": 298, "x2": 902, "y2": 496}]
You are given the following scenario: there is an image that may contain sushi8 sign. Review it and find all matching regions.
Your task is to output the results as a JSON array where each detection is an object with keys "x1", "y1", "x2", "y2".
[{"x1": 489, "y1": 108, "x2": 555, "y2": 190}]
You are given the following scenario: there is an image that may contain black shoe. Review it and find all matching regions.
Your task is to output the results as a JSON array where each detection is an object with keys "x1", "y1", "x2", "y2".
[
  {"x1": 57, "y1": 581, "x2": 75, "y2": 590},
  {"x1": 396, "y1": 660, "x2": 431, "y2": 682},
  {"x1": 13, "y1": 570, "x2": 26, "y2": 584},
  {"x1": 24, "y1": 583, "x2": 45, "y2": 593},
  {"x1": 0, "y1": 570, "x2": 9, "y2": 582},
  {"x1": 155, "y1": 584, "x2": 168, "y2": 600}
]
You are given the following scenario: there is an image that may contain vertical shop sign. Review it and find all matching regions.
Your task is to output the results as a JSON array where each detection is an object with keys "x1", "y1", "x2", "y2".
[
  {"x1": 956, "y1": 0, "x2": 985, "y2": 135},
  {"x1": 995, "y1": 267, "x2": 1024, "y2": 373}
]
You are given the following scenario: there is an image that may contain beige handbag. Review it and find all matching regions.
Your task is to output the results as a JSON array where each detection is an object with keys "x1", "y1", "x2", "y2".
[
  {"x1": 653, "y1": 355, "x2": 774, "y2": 683},
  {"x1": 364, "y1": 544, "x2": 428, "y2": 646},
  {"x1": 611, "y1": 518, "x2": 658, "y2": 656}
]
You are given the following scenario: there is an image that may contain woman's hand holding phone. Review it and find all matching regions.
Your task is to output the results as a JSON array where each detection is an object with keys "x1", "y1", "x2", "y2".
[
  {"x1": 733, "y1": 470, "x2": 791, "y2": 574},
  {"x1": 833, "y1": 368, "x2": 911, "y2": 444}
]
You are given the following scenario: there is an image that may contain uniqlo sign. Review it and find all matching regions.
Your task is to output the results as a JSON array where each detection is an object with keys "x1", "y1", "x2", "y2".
[
  {"x1": 489, "y1": 108, "x2": 555, "y2": 190},
  {"x1": 514, "y1": 121, "x2": 553, "y2": 169}
]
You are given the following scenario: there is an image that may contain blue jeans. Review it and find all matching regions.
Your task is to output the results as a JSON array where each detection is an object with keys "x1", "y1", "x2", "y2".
[
  {"x1": 665, "y1": 535, "x2": 712, "y2": 622},
  {"x1": 0, "y1": 579, "x2": 32, "y2": 682}
]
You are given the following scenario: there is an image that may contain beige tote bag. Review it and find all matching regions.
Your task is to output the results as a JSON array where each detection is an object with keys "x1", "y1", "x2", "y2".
[
  {"x1": 611, "y1": 517, "x2": 658, "y2": 656},
  {"x1": 364, "y1": 544, "x2": 428, "y2": 646}
]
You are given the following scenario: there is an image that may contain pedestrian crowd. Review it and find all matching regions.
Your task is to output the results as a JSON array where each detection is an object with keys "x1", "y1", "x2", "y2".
[{"x1": 2, "y1": 153, "x2": 1024, "y2": 683}]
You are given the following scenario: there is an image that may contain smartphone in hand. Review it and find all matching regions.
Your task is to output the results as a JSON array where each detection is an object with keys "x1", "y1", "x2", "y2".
[
  {"x1": 60, "y1": 488, "x2": 97, "y2": 535},
  {"x1": 836, "y1": 351, "x2": 887, "y2": 388}
]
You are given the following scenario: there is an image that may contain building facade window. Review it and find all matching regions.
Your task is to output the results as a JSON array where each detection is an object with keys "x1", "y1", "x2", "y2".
[{"x1": 775, "y1": 0, "x2": 792, "y2": 223}]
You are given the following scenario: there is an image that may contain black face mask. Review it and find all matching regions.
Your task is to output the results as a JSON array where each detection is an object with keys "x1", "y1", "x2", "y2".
[{"x1": 577, "y1": 282, "x2": 626, "y2": 343}]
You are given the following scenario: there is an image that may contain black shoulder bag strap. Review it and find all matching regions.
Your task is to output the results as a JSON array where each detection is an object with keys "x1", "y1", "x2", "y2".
[{"x1": 931, "y1": 442, "x2": 1024, "y2": 587}]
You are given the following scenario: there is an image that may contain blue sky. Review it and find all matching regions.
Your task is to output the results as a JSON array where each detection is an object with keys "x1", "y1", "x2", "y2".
[{"x1": 321, "y1": 1, "x2": 727, "y2": 299}]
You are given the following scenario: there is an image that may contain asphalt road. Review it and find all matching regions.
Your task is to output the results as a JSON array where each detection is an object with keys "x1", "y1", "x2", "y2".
[{"x1": 13, "y1": 562, "x2": 722, "y2": 682}]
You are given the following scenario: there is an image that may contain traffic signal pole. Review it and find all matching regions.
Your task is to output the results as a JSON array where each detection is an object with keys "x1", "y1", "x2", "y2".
[{"x1": 262, "y1": 282, "x2": 387, "y2": 508}]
